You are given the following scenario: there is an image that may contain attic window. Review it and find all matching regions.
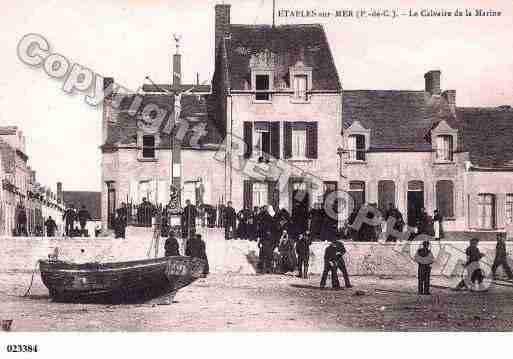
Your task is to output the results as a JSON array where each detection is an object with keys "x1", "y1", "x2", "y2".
[
  {"x1": 348, "y1": 134, "x2": 366, "y2": 161},
  {"x1": 435, "y1": 135, "x2": 453, "y2": 162},
  {"x1": 293, "y1": 75, "x2": 308, "y2": 101},
  {"x1": 142, "y1": 135, "x2": 155, "y2": 158},
  {"x1": 255, "y1": 74, "x2": 270, "y2": 101}
]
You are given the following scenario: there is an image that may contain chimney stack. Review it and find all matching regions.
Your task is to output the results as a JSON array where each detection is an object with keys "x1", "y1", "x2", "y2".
[
  {"x1": 173, "y1": 53, "x2": 181, "y2": 89},
  {"x1": 424, "y1": 70, "x2": 441, "y2": 95},
  {"x1": 56, "y1": 182, "x2": 63, "y2": 202},
  {"x1": 215, "y1": 4, "x2": 231, "y2": 58}
]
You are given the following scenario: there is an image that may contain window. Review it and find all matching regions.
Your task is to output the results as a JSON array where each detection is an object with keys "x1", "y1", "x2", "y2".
[
  {"x1": 348, "y1": 181, "x2": 365, "y2": 210},
  {"x1": 252, "y1": 182, "x2": 268, "y2": 207},
  {"x1": 378, "y1": 180, "x2": 396, "y2": 213},
  {"x1": 293, "y1": 74, "x2": 307, "y2": 101},
  {"x1": 142, "y1": 135, "x2": 156, "y2": 158},
  {"x1": 348, "y1": 134, "x2": 366, "y2": 161},
  {"x1": 478, "y1": 194, "x2": 495, "y2": 229},
  {"x1": 436, "y1": 135, "x2": 453, "y2": 161},
  {"x1": 292, "y1": 129, "x2": 307, "y2": 158},
  {"x1": 506, "y1": 194, "x2": 513, "y2": 225},
  {"x1": 255, "y1": 129, "x2": 271, "y2": 160},
  {"x1": 436, "y1": 180, "x2": 455, "y2": 218},
  {"x1": 255, "y1": 74, "x2": 270, "y2": 101}
]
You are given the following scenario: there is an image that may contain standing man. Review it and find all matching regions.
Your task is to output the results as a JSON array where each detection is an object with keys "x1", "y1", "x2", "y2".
[
  {"x1": 182, "y1": 199, "x2": 197, "y2": 240},
  {"x1": 334, "y1": 239, "x2": 352, "y2": 288},
  {"x1": 320, "y1": 239, "x2": 340, "y2": 289},
  {"x1": 491, "y1": 233, "x2": 513, "y2": 281},
  {"x1": 296, "y1": 231, "x2": 312, "y2": 278},
  {"x1": 115, "y1": 203, "x2": 128, "y2": 239},
  {"x1": 77, "y1": 205, "x2": 91, "y2": 237},
  {"x1": 16, "y1": 203, "x2": 28, "y2": 236},
  {"x1": 62, "y1": 205, "x2": 76, "y2": 237},
  {"x1": 224, "y1": 201, "x2": 237, "y2": 240},
  {"x1": 415, "y1": 240, "x2": 435, "y2": 295},
  {"x1": 44, "y1": 216, "x2": 57, "y2": 237},
  {"x1": 454, "y1": 238, "x2": 485, "y2": 291}
]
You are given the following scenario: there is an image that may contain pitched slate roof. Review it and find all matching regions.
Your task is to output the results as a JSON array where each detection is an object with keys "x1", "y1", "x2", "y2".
[
  {"x1": 103, "y1": 93, "x2": 222, "y2": 149},
  {"x1": 62, "y1": 191, "x2": 101, "y2": 220},
  {"x1": 457, "y1": 107, "x2": 513, "y2": 168},
  {"x1": 343, "y1": 90, "x2": 455, "y2": 151},
  {"x1": 225, "y1": 24, "x2": 341, "y2": 91}
]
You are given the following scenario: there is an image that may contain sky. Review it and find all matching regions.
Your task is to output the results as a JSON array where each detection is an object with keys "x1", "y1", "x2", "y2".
[{"x1": 1, "y1": 0, "x2": 512, "y2": 192}]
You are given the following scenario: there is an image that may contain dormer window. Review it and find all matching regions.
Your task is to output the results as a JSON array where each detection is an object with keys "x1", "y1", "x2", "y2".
[
  {"x1": 435, "y1": 135, "x2": 453, "y2": 161},
  {"x1": 431, "y1": 120, "x2": 458, "y2": 164},
  {"x1": 348, "y1": 134, "x2": 366, "y2": 161},
  {"x1": 293, "y1": 74, "x2": 307, "y2": 101},
  {"x1": 255, "y1": 74, "x2": 271, "y2": 101},
  {"x1": 142, "y1": 135, "x2": 156, "y2": 158}
]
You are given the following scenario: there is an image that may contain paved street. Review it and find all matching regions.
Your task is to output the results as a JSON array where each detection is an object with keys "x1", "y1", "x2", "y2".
[{"x1": 1, "y1": 272, "x2": 513, "y2": 331}]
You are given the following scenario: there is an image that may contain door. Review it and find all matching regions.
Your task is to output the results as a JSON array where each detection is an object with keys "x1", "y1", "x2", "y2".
[
  {"x1": 291, "y1": 181, "x2": 310, "y2": 218},
  {"x1": 407, "y1": 191, "x2": 424, "y2": 227}
]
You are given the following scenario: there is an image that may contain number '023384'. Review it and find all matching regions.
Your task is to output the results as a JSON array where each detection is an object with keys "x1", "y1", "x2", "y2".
[{"x1": 6, "y1": 344, "x2": 38, "y2": 353}]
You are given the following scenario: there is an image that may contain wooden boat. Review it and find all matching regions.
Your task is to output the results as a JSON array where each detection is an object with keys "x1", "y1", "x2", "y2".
[{"x1": 39, "y1": 256, "x2": 206, "y2": 304}]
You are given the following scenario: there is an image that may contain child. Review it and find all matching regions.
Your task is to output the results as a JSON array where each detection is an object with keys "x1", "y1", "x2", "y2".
[{"x1": 414, "y1": 240, "x2": 435, "y2": 295}]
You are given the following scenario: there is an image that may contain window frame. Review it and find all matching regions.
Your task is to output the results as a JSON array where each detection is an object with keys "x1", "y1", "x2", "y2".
[
  {"x1": 252, "y1": 182, "x2": 269, "y2": 208},
  {"x1": 251, "y1": 69, "x2": 273, "y2": 103},
  {"x1": 289, "y1": 63, "x2": 312, "y2": 104},
  {"x1": 142, "y1": 135, "x2": 156, "y2": 159},
  {"x1": 506, "y1": 193, "x2": 513, "y2": 225},
  {"x1": 348, "y1": 134, "x2": 366, "y2": 162},
  {"x1": 254, "y1": 128, "x2": 271, "y2": 161},
  {"x1": 291, "y1": 128, "x2": 307, "y2": 159},
  {"x1": 435, "y1": 135, "x2": 454, "y2": 162},
  {"x1": 435, "y1": 179, "x2": 455, "y2": 219},
  {"x1": 477, "y1": 193, "x2": 496, "y2": 230}
]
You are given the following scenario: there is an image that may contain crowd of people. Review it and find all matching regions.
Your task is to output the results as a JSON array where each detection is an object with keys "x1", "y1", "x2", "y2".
[{"x1": 60, "y1": 204, "x2": 96, "y2": 237}]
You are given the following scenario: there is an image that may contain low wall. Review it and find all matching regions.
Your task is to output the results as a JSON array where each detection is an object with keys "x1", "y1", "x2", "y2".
[{"x1": 1, "y1": 227, "x2": 512, "y2": 277}]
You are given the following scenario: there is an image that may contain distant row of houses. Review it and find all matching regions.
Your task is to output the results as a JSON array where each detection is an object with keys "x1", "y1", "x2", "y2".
[{"x1": 0, "y1": 126, "x2": 101, "y2": 237}]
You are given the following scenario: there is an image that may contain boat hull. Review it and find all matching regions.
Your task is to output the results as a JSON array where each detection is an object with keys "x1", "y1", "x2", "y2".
[{"x1": 39, "y1": 256, "x2": 206, "y2": 304}]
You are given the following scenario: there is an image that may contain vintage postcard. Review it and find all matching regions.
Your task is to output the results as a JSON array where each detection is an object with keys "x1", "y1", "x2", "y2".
[{"x1": 1, "y1": 0, "x2": 512, "y2": 357}]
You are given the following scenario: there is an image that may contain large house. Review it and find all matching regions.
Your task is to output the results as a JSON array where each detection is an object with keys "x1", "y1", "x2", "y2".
[{"x1": 100, "y1": 3, "x2": 513, "y2": 236}]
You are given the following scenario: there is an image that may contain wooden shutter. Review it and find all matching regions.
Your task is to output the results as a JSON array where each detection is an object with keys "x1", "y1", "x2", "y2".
[
  {"x1": 270, "y1": 122, "x2": 280, "y2": 159},
  {"x1": 284, "y1": 122, "x2": 292, "y2": 159},
  {"x1": 243, "y1": 122, "x2": 253, "y2": 159},
  {"x1": 243, "y1": 180, "x2": 253, "y2": 210},
  {"x1": 306, "y1": 122, "x2": 318, "y2": 159},
  {"x1": 267, "y1": 181, "x2": 279, "y2": 211}
]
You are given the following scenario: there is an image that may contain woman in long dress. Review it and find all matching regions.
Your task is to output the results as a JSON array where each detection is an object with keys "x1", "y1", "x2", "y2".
[{"x1": 433, "y1": 209, "x2": 444, "y2": 240}]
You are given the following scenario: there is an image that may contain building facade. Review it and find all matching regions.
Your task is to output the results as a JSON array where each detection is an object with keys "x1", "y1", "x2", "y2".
[
  {"x1": 0, "y1": 126, "x2": 66, "y2": 236},
  {"x1": 100, "y1": 3, "x2": 513, "y2": 236}
]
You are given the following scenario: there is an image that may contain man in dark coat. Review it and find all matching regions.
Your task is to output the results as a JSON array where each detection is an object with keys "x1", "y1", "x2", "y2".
[
  {"x1": 385, "y1": 203, "x2": 404, "y2": 242},
  {"x1": 320, "y1": 239, "x2": 341, "y2": 289},
  {"x1": 186, "y1": 234, "x2": 209, "y2": 275},
  {"x1": 62, "y1": 205, "x2": 76, "y2": 237},
  {"x1": 237, "y1": 207, "x2": 249, "y2": 240},
  {"x1": 164, "y1": 232, "x2": 180, "y2": 257},
  {"x1": 415, "y1": 240, "x2": 435, "y2": 295},
  {"x1": 491, "y1": 234, "x2": 513, "y2": 280},
  {"x1": 77, "y1": 205, "x2": 92, "y2": 237},
  {"x1": 454, "y1": 238, "x2": 485, "y2": 291},
  {"x1": 224, "y1": 201, "x2": 237, "y2": 240},
  {"x1": 44, "y1": 216, "x2": 57, "y2": 237},
  {"x1": 115, "y1": 203, "x2": 127, "y2": 239},
  {"x1": 296, "y1": 231, "x2": 312, "y2": 278},
  {"x1": 181, "y1": 199, "x2": 197, "y2": 240},
  {"x1": 258, "y1": 207, "x2": 275, "y2": 273},
  {"x1": 334, "y1": 239, "x2": 352, "y2": 288},
  {"x1": 291, "y1": 204, "x2": 308, "y2": 238}
]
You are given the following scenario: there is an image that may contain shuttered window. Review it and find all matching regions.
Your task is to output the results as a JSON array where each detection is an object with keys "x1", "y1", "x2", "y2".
[
  {"x1": 436, "y1": 180, "x2": 455, "y2": 218},
  {"x1": 252, "y1": 182, "x2": 268, "y2": 208},
  {"x1": 306, "y1": 122, "x2": 318, "y2": 159}
]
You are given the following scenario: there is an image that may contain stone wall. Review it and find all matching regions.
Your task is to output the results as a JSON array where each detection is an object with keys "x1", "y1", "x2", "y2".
[{"x1": 2, "y1": 228, "x2": 512, "y2": 278}]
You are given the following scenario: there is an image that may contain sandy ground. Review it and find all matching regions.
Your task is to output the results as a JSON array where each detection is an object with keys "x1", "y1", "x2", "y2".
[{"x1": 1, "y1": 272, "x2": 513, "y2": 331}]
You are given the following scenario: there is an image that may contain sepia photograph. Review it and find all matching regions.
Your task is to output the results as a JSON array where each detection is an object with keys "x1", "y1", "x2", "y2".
[{"x1": 0, "y1": 0, "x2": 512, "y2": 357}]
